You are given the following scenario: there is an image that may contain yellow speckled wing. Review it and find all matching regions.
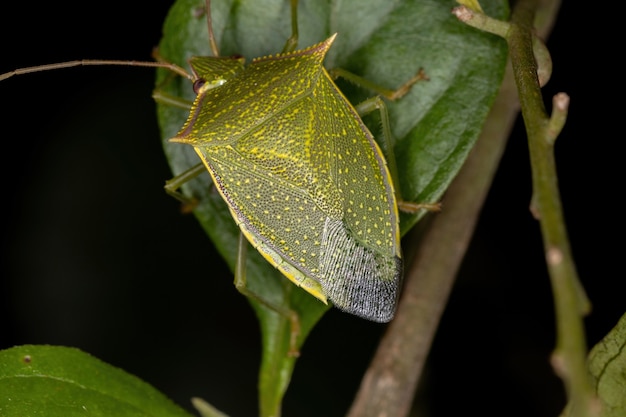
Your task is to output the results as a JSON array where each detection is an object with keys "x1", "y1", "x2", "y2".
[{"x1": 172, "y1": 36, "x2": 402, "y2": 322}]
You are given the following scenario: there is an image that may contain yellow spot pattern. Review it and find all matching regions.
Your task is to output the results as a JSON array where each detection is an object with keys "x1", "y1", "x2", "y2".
[{"x1": 171, "y1": 36, "x2": 402, "y2": 322}]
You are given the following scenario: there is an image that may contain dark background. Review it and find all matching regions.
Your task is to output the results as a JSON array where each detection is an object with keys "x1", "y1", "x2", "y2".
[{"x1": 0, "y1": 1, "x2": 622, "y2": 416}]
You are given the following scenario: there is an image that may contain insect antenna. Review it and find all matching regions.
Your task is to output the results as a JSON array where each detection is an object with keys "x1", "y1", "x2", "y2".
[{"x1": 0, "y1": 56, "x2": 193, "y2": 82}]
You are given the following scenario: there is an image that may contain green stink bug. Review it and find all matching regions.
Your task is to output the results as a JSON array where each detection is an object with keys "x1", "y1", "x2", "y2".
[
  {"x1": 160, "y1": 1, "x2": 436, "y2": 324},
  {"x1": 0, "y1": 0, "x2": 435, "y2": 329},
  {"x1": 172, "y1": 35, "x2": 404, "y2": 322}
]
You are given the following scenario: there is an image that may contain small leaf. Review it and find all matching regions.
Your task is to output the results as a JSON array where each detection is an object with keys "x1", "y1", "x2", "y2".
[
  {"x1": 0, "y1": 345, "x2": 194, "y2": 417},
  {"x1": 588, "y1": 312, "x2": 626, "y2": 417}
]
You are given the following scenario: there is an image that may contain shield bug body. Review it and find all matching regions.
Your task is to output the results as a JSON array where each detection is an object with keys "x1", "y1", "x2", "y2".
[
  {"x1": 1, "y1": 0, "x2": 434, "y2": 327},
  {"x1": 172, "y1": 34, "x2": 405, "y2": 322}
]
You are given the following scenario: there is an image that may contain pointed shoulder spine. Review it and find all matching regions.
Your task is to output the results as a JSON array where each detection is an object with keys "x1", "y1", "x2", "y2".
[{"x1": 251, "y1": 34, "x2": 338, "y2": 64}]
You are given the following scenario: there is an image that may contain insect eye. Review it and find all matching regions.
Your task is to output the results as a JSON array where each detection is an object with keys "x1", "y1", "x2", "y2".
[{"x1": 193, "y1": 78, "x2": 206, "y2": 94}]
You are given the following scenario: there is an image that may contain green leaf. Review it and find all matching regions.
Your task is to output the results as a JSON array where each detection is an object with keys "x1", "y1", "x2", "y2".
[
  {"x1": 154, "y1": 1, "x2": 507, "y2": 416},
  {"x1": 0, "y1": 345, "x2": 194, "y2": 417},
  {"x1": 588, "y1": 312, "x2": 626, "y2": 417}
]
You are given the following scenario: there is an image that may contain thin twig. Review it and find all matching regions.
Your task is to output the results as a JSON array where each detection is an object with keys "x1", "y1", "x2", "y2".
[{"x1": 507, "y1": 0, "x2": 599, "y2": 415}]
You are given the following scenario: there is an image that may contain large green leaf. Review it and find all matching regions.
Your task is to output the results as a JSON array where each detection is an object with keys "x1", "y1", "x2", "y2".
[
  {"x1": 0, "y1": 345, "x2": 194, "y2": 417},
  {"x1": 155, "y1": 0, "x2": 507, "y2": 415}
]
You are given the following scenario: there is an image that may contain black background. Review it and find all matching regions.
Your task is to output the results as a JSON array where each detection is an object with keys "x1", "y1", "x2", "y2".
[{"x1": 0, "y1": 1, "x2": 622, "y2": 416}]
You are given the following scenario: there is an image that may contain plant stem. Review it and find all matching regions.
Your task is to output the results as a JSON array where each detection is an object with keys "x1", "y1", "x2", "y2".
[{"x1": 507, "y1": 0, "x2": 599, "y2": 415}]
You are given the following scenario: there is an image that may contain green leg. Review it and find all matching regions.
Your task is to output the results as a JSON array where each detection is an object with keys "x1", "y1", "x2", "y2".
[
  {"x1": 234, "y1": 233, "x2": 302, "y2": 357},
  {"x1": 330, "y1": 67, "x2": 428, "y2": 101},
  {"x1": 163, "y1": 163, "x2": 206, "y2": 211},
  {"x1": 154, "y1": 85, "x2": 199, "y2": 209},
  {"x1": 152, "y1": 90, "x2": 193, "y2": 110},
  {"x1": 281, "y1": 0, "x2": 300, "y2": 53}
]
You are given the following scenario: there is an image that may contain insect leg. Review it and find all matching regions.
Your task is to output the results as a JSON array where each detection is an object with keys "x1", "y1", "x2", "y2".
[
  {"x1": 152, "y1": 90, "x2": 193, "y2": 110},
  {"x1": 234, "y1": 234, "x2": 302, "y2": 357},
  {"x1": 153, "y1": 70, "x2": 201, "y2": 210},
  {"x1": 163, "y1": 163, "x2": 206, "y2": 212},
  {"x1": 281, "y1": 0, "x2": 300, "y2": 53},
  {"x1": 329, "y1": 67, "x2": 428, "y2": 101}
]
